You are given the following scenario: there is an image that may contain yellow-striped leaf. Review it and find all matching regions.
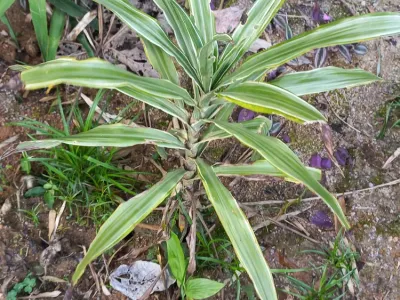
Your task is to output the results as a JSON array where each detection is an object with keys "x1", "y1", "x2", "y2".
[
  {"x1": 72, "y1": 169, "x2": 186, "y2": 283},
  {"x1": 196, "y1": 158, "x2": 277, "y2": 300},
  {"x1": 210, "y1": 121, "x2": 350, "y2": 229}
]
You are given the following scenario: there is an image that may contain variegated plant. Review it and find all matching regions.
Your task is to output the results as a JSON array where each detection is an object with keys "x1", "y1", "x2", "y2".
[{"x1": 16, "y1": 0, "x2": 400, "y2": 298}]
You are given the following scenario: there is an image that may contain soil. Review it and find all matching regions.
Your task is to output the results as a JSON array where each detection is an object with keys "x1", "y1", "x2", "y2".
[{"x1": 1, "y1": 0, "x2": 400, "y2": 300}]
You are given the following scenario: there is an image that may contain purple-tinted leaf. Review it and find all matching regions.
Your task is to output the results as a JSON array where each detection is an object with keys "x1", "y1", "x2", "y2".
[
  {"x1": 314, "y1": 48, "x2": 327, "y2": 68},
  {"x1": 210, "y1": 0, "x2": 216, "y2": 10},
  {"x1": 354, "y1": 44, "x2": 368, "y2": 55},
  {"x1": 338, "y1": 45, "x2": 352, "y2": 63},
  {"x1": 321, "y1": 158, "x2": 332, "y2": 169},
  {"x1": 237, "y1": 109, "x2": 256, "y2": 122},
  {"x1": 312, "y1": 1, "x2": 321, "y2": 23},
  {"x1": 269, "y1": 121, "x2": 282, "y2": 135},
  {"x1": 311, "y1": 210, "x2": 334, "y2": 228},
  {"x1": 267, "y1": 69, "x2": 278, "y2": 81},
  {"x1": 334, "y1": 147, "x2": 350, "y2": 166},
  {"x1": 282, "y1": 133, "x2": 291, "y2": 143},
  {"x1": 309, "y1": 154, "x2": 322, "y2": 169},
  {"x1": 322, "y1": 13, "x2": 332, "y2": 21}
]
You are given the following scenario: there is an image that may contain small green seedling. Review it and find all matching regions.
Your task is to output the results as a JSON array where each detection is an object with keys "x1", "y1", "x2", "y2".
[
  {"x1": 19, "y1": 203, "x2": 41, "y2": 227},
  {"x1": 167, "y1": 232, "x2": 224, "y2": 299},
  {"x1": 7, "y1": 273, "x2": 36, "y2": 300}
]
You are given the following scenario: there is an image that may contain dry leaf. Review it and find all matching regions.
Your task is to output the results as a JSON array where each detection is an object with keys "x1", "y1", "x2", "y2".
[
  {"x1": 41, "y1": 276, "x2": 68, "y2": 283},
  {"x1": 67, "y1": 10, "x2": 97, "y2": 41},
  {"x1": 382, "y1": 147, "x2": 400, "y2": 169},
  {"x1": 48, "y1": 210, "x2": 56, "y2": 241},
  {"x1": 213, "y1": 6, "x2": 245, "y2": 33},
  {"x1": 19, "y1": 291, "x2": 61, "y2": 298}
]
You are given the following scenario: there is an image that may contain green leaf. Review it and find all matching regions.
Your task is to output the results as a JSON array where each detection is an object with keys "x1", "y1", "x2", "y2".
[
  {"x1": 213, "y1": 160, "x2": 321, "y2": 183},
  {"x1": 22, "y1": 58, "x2": 192, "y2": 102},
  {"x1": 47, "y1": 8, "x2": 66, "y2": 61},
  {"x1": 188, "y1": 0, "x2": 215, "y2": 45},
  {"x1": 0, "y1": 0, "x2": 14, "y2": 17},
  {"x1": 210, "y1": 121, "x2": 350, "y2": 229},
  {"x1": 93, "y1": 0, "x2": 202, "y2": 87},
  {"x1": 48, "y1": 0, "x2": 87, "y2": 18},
  {"x1": 29, "y1": 0, "x2": 49, "y2": 61},
  {"x1": 141, "y1": 37, "x2": 179, "y2": 85},
  {"x1": 44, "y1": 190, "x2": 55, "y2": 209},
  {"x1": 271, "y1": 67, "x2": 382, "y2": 96},
  {"x1": 218, "y1": 82, "x2": 326, "y2": 124},
  {"x1": 199, "y1": 116, "x2": 272, "y2": 143},
  {"x1": 118, "y1": 86, "x2": 190, "y2": 123},
  {"x1": 72, "y1": 169, "x2": 186, "y2": 284},
  {"x1": 186, "y1": 278, "x2": 224, "y2": 299},
  {"x1": 153, "y1": 0, "x2": 203, "y2": 67},
  {"x1": 196, "y1": 158, "x2": 277, "y2": 300},
  {"x1": 221, "y1": 13, "x2": 400, "y2": 86},
  {"x1": 212, "y1": 0, "x2": 285, "y2": 87},
  {"x1": 166, "y1": 232, "x2": 186, "y2": 286},
  {"x1": 24, "y1": 186, "x2": 46, "y2": 198},
  {"x1": 21, "y1": 58, "x2": 193, "y2": 119},
  {"x1": 17, "y1": 124, "x2": 186, "y2": 151}
]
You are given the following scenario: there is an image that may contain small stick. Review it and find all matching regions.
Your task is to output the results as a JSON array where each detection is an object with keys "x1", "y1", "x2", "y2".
[
  {"x1": 266, "y1": 217, "x2": 320, "y2": 244},
  {"x1": 82, "y1": 246, "x2": 101, "y2": 294},
  {"x1": 244, "y1": 178, "x2": 400, "y2": 206}
]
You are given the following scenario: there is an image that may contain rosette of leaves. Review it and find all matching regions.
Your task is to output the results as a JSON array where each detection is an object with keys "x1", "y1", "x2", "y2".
[{"x1": 15, "y1": 0, "x2": 400, "y2": 298}]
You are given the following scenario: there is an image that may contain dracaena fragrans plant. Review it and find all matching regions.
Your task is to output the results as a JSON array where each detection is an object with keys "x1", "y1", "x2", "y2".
[{"x1": 15, "y1": 0, "x2": 400, "y2": 298}]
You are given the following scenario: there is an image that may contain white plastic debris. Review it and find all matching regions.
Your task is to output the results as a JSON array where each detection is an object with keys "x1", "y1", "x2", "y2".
[{"x1": 110, "y1": 261, "x2": 175, "y2": 300}]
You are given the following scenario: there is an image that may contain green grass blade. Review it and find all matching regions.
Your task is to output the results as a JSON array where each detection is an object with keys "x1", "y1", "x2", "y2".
[
  {"x1": 221, "y1": 13, "x2": 400, "y2": 86},
  {"x1": 93, "y1": 0, "x2": 201, "y2": 87},
  {"x1": 0, "y1": 0, "x2": 14, "y2": 17},
  {"x1": 196, "y1": 158, "x2": 277, "y2": 300},
  {"x1": 141, "y1": 37, "x2": 179, "y2": 85},
  {"x1": 271, "y1": 67, "x2": 382, "y2": 96},
  {"x1": 21, "y1": 58, "x2": 194, "y2": 107},
  {"x1": 47, "y1": 8, "x2": 66, "y2": 61},
  {"x1": 29, "y1": 0, "x2": 49, "y2": 61},
  {"x1": 17, "y1": 124, "x2": 186, "y2": 150},
  {"x1": 218, "y1": 82, "x2": 326, "y2": 124},
  {"x1": 153, "y1": 0, "x2": 203, "y2": 67},
  {"x1": 199, "y1": 116, "x2": 272, "y2": 143},
  {"x1": 49, "y1": 0, "x2": 98, "y2": 29},
  {"x1": 72, "y1": 169, "x2": 186, "y2": 284},
  {"x1": 210, "y1": 121, "x2": 350, "y2": 229},
  {"x1": 213, "y1": 160, "x2": 321, "y2": 183},
  {"x1": 212, "y1": 0, "x2": 284, "y2": 87},
  {"x1": 0, "y1": 15, "x2": 19, "y2": 48}
]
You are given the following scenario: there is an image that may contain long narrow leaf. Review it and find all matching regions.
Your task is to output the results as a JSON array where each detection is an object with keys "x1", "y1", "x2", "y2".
[
  {"x1": 213, "y1": 160, "x2": 321, "y2": 183},
  {"x1": 21, "y1": 58, "x2": 194, "y2": 106},
  {"x1": 212, "y1": 0, "x2": 284, "y2": 87},
  {"x1": 188, "y1": 0, "x2": 214, "y2": 44},
  {"x1": 196, "y1": 158, "x2": 277, "y2": 300},
  {"x1": 271, "y1": 67, "x2": 381, "y2": 96},
  {"x1": 221, "y1": 13, "x2": 400, "y2": 86},
  {"x1": 210, "y1": 121, "x2": 350, "y2": 229},
  {"x1": 93, "y1": 0, "x2": 202, "y2": 87},
  {"x1": 47, "y1": 8, "x2": 66, "y2": 61},
  {"x1": 118, "y1": 86, "x2": 189, "y2": 123},
  {"x1": 17, "y1": 124, "x2": 186, "y2": 150},
  {"x1": 154, "y1": 0, "x2": 203, "y2": 67},
  {"x1": 199, "y1": 116, "x2": 272, "y2": 143},
  {"x1": 141, "y1": 37, "x2": 179, "y2": 85},
  {"x1": 218, "y1": 82, "x2": 326, "y2": 124},
  {"x1": 72, "y1": 169, "x2": 186, "y2": 283},
  {"x1": 0, "y1": 0, "x2": 14, "y2": 17},
  {"x1": 29, "y1": 0, "x2": 49, "y2": 61}
]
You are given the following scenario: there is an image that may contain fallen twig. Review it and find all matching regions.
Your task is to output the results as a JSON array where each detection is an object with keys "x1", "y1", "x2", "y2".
[{"x1": 245, "y1": 178, "x2": 400, "y2": 206}]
